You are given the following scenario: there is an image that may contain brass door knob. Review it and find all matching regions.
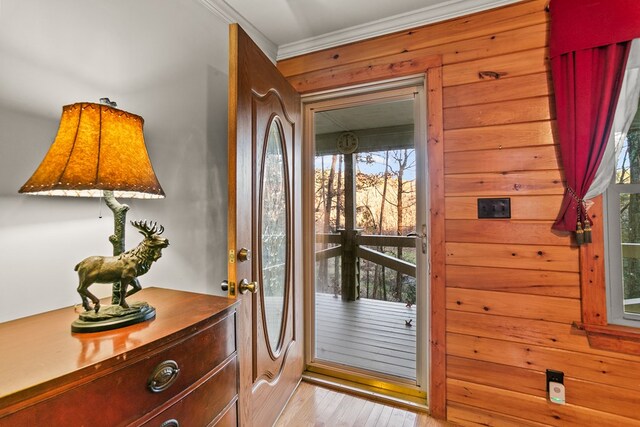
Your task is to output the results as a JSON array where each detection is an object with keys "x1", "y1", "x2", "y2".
[
  {"x1": 238, "y1": 278, "x2": 258, "y2": 294},
  {"x1": 237, "y1": 248, "x2": 251, "y2": 262}
]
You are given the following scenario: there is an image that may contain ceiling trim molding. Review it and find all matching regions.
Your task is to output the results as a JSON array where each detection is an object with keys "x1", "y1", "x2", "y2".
[
  {"x1": 276, "y1": 0, "x2": 521, "y2": 60},
  {"x1": 195, "y1": 0, "x2": 278, "y2": 61}
]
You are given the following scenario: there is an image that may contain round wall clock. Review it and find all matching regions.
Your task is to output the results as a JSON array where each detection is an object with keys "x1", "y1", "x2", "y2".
[{"x1": 336, "y1": 131, "x2": 359, "y2": 154}]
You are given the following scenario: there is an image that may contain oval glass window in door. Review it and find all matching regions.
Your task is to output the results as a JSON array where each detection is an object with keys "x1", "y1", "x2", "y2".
[{"x1": 260, "y1": 117, "x2": 289, "y2": 353}]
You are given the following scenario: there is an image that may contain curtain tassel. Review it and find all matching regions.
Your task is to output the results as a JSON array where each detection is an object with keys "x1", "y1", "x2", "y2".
[
  {"x1": 567, "y1": 186, "x2": 591, "y2": 246},
  {"x1": 575, "y1": 220, "x2": 584, "y2": 246},
  {"x1": 583, "y1": 220, "x2": 592, "y2": 244}
]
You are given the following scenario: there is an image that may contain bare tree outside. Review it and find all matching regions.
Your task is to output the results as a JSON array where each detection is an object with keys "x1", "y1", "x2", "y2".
[
  {"x1": 618, "y1": 122, "x2": 640, "y2": 313},
  {"x1": 314, "y1": 148, "x2": 417, "y2": 304}
]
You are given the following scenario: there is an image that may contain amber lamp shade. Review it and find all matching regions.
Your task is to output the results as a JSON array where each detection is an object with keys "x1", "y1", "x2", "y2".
[{"x1": 19, "y1": 102, "x2": 164, "y2": 199}]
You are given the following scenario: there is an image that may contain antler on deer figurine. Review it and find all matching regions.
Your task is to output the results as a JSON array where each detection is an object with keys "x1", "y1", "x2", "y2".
[{"x1": 71, "y1": 220, "x2": 169, "y2": 332}]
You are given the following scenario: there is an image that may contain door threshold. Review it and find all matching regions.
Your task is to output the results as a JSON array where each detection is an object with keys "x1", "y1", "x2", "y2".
[{"x1": 302, "y1": 371, "x2": 429, "y2": 413}]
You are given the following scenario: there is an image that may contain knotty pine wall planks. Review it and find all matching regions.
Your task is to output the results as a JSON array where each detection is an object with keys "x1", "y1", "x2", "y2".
[{"x1": 278, "y1": 0, "x2": 640, "y2": 424}]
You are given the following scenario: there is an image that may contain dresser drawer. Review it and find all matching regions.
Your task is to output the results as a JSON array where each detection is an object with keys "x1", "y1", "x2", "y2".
[
  {"x1": 0, "y1": 312, "x2": 236, "y2": 427},
  {"x1": 140, "y1": 356, "x2": 237, "y2": 427},
  {"x1": 212, "y1": 402, "x2": 237, "y2": 427}
]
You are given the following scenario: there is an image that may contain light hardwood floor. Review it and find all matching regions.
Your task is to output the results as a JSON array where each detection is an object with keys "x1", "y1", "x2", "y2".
[{"x1": 275, "y1": 382, "x2": 451, "y2": 427}]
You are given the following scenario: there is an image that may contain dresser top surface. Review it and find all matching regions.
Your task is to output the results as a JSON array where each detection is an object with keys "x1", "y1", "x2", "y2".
[{"x1": 0, "y1": 287, "x2": 237, "y2": 406}]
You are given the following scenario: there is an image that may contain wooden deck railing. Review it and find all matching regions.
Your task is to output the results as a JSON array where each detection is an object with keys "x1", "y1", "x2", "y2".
[
  {"x1": 355, "y1": 246, "x2": 416, "y2": 277},
  {"x1": 315, "y1": 232, "x2": 417, "y2": 301}
]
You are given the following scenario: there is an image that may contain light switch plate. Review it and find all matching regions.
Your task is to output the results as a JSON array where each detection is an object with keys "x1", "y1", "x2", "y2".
[{"x1": 477, "y1": 198, "x2": 511, "y2": 219}]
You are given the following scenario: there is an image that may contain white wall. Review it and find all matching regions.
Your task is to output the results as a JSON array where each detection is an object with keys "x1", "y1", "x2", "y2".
[{"x1": 0, "y1": 0, "x2": 230, "y2": 322}]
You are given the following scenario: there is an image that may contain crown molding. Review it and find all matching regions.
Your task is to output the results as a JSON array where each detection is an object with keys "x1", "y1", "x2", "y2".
[
  {"x1": 276, "y1": 0, "x2": 521, "y2": 60},
  {"x1": 196, "y1": 0, "x2": 278, "y2": 61}
]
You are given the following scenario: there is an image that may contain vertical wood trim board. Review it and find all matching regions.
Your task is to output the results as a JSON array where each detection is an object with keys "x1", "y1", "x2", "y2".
[
  {"x1": 579, "y1": 196, "x2": 608, "y2": 326},
  {"x1": 278, "y1": 0, "x2": 640, "y2": 424},
  {"x1": 427, "y1": 65, "x2": 446, "y2": 420}
]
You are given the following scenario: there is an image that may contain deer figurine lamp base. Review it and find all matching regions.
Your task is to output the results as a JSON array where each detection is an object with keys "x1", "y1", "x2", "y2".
[{"x1": 71, "y1": 196, "x2": 169, "y2": 333}]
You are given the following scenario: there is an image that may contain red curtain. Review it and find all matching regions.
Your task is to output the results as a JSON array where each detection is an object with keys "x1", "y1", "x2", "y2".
[
  {"x1": 551, "y1": 44, "x2": 630, "y2": 240},
  {"x1": 550, "y1": 0, "x2": 640, "y2": 58},
  {"x1": 549, "y1": 0, "x2": 640, "y2": 243}
]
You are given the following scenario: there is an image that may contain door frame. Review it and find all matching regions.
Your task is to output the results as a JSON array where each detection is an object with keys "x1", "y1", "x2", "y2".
[
  {"x1": 302, "y1": 80, "x2": 427, "y2": 397},
  {"x1": 300, "y1": 72, "x2": 444, "y2": 410}
]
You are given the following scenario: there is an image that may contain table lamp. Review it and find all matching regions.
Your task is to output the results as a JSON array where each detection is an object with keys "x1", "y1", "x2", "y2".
[{"x1": 19, "y1": 99, "x2": 168, "y2": 332}]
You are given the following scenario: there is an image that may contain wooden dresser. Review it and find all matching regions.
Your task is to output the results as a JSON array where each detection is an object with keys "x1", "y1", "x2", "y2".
[{"x1": 0, "y1": 287, "x2": 239, "y2": 427}]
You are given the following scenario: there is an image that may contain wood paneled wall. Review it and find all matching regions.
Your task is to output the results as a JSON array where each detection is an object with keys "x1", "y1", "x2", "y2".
[{"x1": 278, "y1": 0, "x2": 640, "y2": 425}]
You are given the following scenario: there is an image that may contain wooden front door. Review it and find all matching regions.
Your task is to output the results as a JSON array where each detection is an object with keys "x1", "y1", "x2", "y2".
[{"x1": 227, "y1": 24, "x2": 303, "y2": 426}]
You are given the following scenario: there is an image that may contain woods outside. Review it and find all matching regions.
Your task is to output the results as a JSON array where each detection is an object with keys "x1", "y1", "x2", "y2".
[
  {"x1": 619, "y1": 120, "x2": 640, "y2": 310},
  {"x1": 315, "y1": 149, "x2": 418, "y2": 305}
]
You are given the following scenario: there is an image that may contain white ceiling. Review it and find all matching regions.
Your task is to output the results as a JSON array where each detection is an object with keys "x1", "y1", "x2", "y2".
[
  {"x1": 316, "y1": 99, "x2": 415, "y2": 135},
  {"x1": 209, "y1": 0, "x2": 521, "y2": 59},
  {"x1": 228, "y1": 0, "x2": 437, "y2": 46}
]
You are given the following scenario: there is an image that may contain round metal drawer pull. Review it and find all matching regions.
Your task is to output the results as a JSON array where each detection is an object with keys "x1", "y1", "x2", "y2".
[
  {"x1": 160, "y1": 419, "x2": 179, "y2": 427},
  {"x1": 147, "y1": 360, "x2": 180, "y2": 393}
]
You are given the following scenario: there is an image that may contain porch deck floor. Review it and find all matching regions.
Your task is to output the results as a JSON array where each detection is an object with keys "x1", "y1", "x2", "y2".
[{"x1": 315, "y1": 292, "x2": 417, "y2": 380}]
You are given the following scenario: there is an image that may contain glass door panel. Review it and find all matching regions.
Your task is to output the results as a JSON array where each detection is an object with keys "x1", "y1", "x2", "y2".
[{"x1": 312, "y1": 94, "x2": 423, "y2": 383}]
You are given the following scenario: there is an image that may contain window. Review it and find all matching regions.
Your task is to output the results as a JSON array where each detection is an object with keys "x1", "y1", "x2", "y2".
[
  {"x1": 606, "y1": 102, "x2": 640, "y2": 326},
  {"x1": 578, "y1": 42, "x2": 640, "y2": 352}
]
